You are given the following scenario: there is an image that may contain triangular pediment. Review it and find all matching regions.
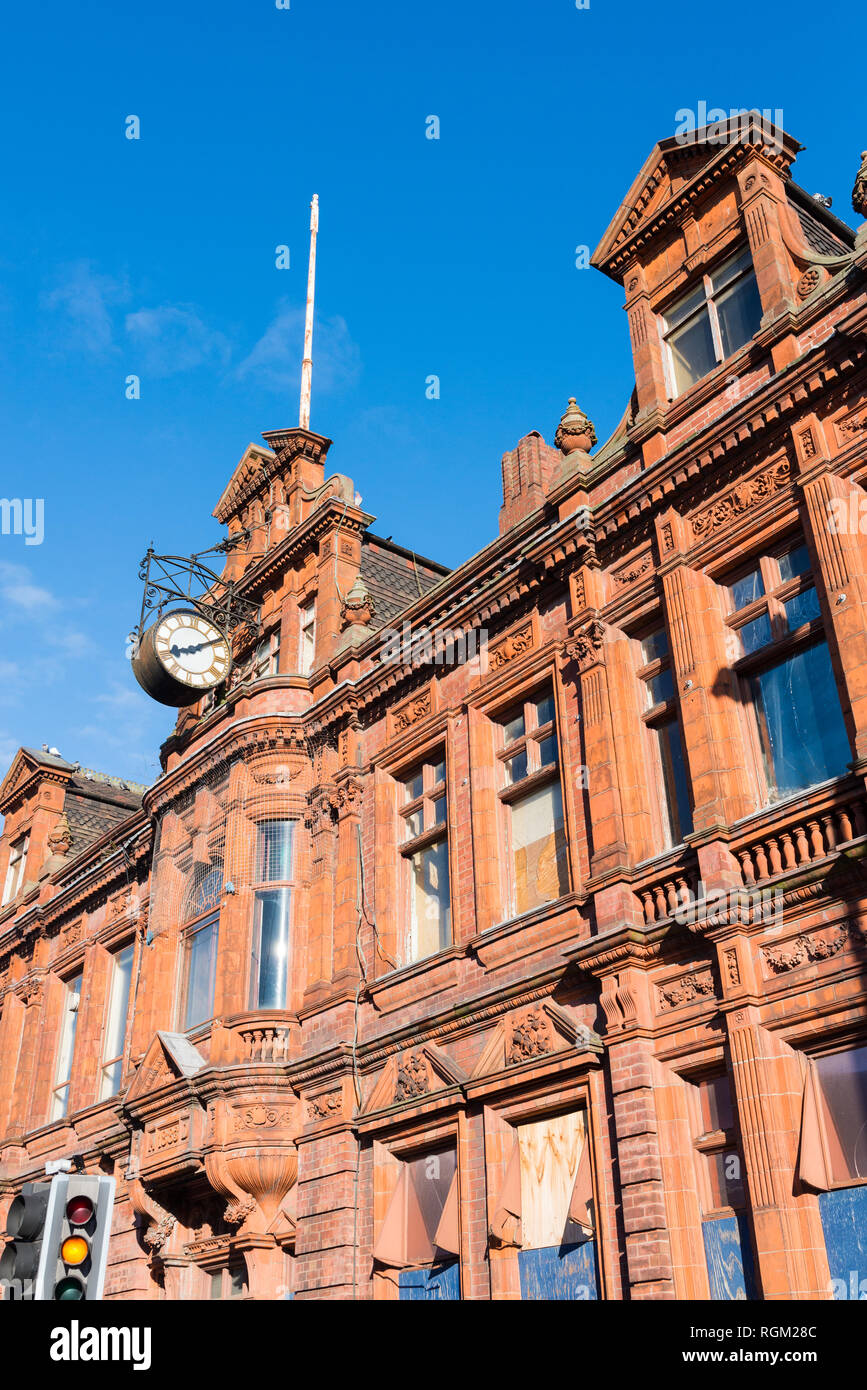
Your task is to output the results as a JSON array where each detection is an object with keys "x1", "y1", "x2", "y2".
[
  {"x1": 125, "y1": 1031, "x2": 206, "y2": 1104},
  {"x1": 471, "y1": 1001, "x2": 602, "y2": 1079},
  {"x1": 592, "y1": 114, "x2": 802, "y2": 277},
  {"x1": 363, "y1": 1042, "x2": 468, "y2": 1115},
  {"x1": 212, "y1": 442, "x2": 277, "y2": 524},
  {"x1": 0, "y1": 748, "x2": 74, "y2": 813}
]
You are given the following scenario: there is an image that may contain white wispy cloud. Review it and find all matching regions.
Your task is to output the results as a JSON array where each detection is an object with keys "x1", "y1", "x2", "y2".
[
  {"x1": 125, "y1": 305, "x2": 231, "y2": 378},
  {"x1": 41, "y1": 261, "x2": 128, "y2": 356},
  {"x1": 0, "y1": 561, "x2": 60, "y2": 615},
  {"x1": 236, "y1": 303, "x2": 361, "y2": 394}
]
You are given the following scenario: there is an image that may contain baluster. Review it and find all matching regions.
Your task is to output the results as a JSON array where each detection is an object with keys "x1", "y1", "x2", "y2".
[
  {"x1": 754, "y1": 843, "x2": 769, "y2": 881},
  {"x1": 641, "y1": 890, "x2": 656, "y2": 924},
  {"x1": 852, "y1": 801, "x2": 867, "y2": 838},
  {"x1": 738, "y1": 849, "x2": 755, "y2": 885},
  {"x1": 654, "y1": 885, "x2": 667, "y2": 919},
  {"x1": 768, "y1": 839, "x2": 783, "y2": 875},
  {"x1": 794, "y1": 827, "x2": 810, "y2": 864},
  {"x1": 838, "y1": 808, "x2": 853, "y2": 843},
  {"x1": 821, "y1": 814, "x2": 837, "y2": 853},
  {"x1": 779, "y1": 832, "x2": 796, "y2": 869},
  {"x1": 666, "y1": 881, "x2": 679, "y2": 915},
  {"x1": 808, "y1": 820, "x2": 824, "y2": 859}
]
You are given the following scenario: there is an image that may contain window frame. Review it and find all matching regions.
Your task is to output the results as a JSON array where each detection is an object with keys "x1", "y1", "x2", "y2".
[
  {"x1": 721, "y1": 540, "x2": 849, "y2": 804},
  {"x1": 248, "y1": 819, "x2": 297, "y2": 1010},
  {"x1": 252, "y1": 627, "x2": 281, "y2": 680},
  {"x1": 299, "y1": 598, "x2": 316, "y2": 675},
  {"x1": 807, "y1": 1038, "x2": 867, "y2": 1190},
  {"x1": 180, "y1": 909, "x2": 220, "y2": 1033},
  {"x1": 398, "y1": 751, "x2": 452, "y2": 964},
  {"x1": 635, "y1": 625, "x2": 693, "y2": 851},
  {"x1": 99, "y1": 940, "x2": 135, "y2": 1100},
  {"x1": 2, "y1": 832, "x2": 30, "y2": 905},
  {"x1": 660, "y1": 248, "x2": 762, "y2": 400},
  {"x1": 51, "y1": 970, "x2": 83, "y2": 1121},
  {"x1": 686, "y1": 1070, "x2": 747, "y2": 1220},
  {"x1": 496, "y1": 689, "x2": 570, "y2": 918}
]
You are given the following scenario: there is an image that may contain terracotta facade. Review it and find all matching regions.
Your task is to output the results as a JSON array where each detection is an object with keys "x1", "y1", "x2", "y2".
[{"x1": 3, "y1": 116, "x2": 867, "y2": 1301}]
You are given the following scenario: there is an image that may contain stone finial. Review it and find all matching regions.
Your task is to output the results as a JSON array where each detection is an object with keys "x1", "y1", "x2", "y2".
[
  {"x1": 46, "y1": 813, "x2": 73, "y2": 857},
  {"x1": 853, "y1": 150, "x2": 867, "y2": 221},
  {"x1": 339, "y1": 574, "x2": 376, "y2": 633},
  {"x1": 554, "y1": 398, "x2": 597, "y2": 457}
]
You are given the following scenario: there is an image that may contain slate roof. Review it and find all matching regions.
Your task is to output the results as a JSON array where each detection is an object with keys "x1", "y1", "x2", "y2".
[{"x1": 360, "y1": 533, "x2": 450, "y2": 630}]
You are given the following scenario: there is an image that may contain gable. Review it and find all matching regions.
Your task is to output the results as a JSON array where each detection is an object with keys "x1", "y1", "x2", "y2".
[{"x1": 125, "y1": 1031, "x2": 206, "y2": 1104}]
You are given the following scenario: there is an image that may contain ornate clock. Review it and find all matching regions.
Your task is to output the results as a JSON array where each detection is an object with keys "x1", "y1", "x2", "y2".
[{"x1": 131, "y1": 608, "x2": 232, "y2": 707}]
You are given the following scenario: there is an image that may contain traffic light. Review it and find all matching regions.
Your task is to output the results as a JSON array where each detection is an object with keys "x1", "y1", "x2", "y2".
[
  {"x1": 0, "y1": 1182, "x2": 51, "y2": 1299},
  {"x1": 1, "y1": 1173, "x2": 115, "y2": 1301}
]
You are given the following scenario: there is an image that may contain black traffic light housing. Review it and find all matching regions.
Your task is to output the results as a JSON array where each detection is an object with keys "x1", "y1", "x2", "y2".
[{"x1": 2, "y1": 1173, "x2": 115, "y2": 1301}]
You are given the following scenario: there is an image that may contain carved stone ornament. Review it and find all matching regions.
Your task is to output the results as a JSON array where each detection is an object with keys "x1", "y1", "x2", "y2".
[
  {"x1": 762, "y1": 922, "x2": 863, "y2": 975},
  {"x1": 554, "y1": 397, "x2": 597, "y2": 455},
  {"x1": 487, "y1": 621, "x2": 533, "y2": 673},
  {"x1": 46, "y1": 813, "x2": 73, "y2": 857},
  {"x1": 307, "y1": 1090, "x2": 342, "y2": 1121},
  {"x1": 565, "y1": 619, "x2": 605, "y2": 671},
  {"x1": 391, "y1": 688, "x2": 432, "y2": 734},
  {"x1": 506, "y1": 1009, "x2": 552, "y2": 1065},
  {"x1": 340, "y1": 573, "x2": 376, "y2": 630},
  {"x1": 656, "y1": 970, "x2": 715, "y2": 1011},
  {"x1": 796, "y1": 267, "x2": 821, "y2": 300},
  {"x1": 691, "y1": 460, "x2": 791, "y2": 538},
  {"x1": 393, "y1": 1052, "x2": 430, "y2": 1102}
]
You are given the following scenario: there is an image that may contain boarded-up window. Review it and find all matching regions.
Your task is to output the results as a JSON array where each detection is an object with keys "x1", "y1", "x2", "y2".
[
  {"x1": 801, "y1": 1048, "x2": 867, "y2": 1188},
  {"x1": 374, "y1": 1145, "x2": 459, "y2": 1269},
  {"x1": 515, "y1": 1110, "x2": 593, "y2": 1249}
]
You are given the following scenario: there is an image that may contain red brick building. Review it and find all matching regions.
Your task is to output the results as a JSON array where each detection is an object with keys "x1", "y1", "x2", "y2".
[{"x1": 2, "y1": 115, "x2": 867, "y2": 1301}]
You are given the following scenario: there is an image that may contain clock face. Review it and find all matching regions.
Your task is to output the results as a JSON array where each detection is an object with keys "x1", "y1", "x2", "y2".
[{"x1": 153, "y1": 611, "x2": 231, "y2": 690}]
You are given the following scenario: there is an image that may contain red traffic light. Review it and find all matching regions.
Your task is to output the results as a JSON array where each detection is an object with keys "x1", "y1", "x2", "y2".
[{"x1": 66, "y1": 1195, "x2": 94, "y2": 1226}]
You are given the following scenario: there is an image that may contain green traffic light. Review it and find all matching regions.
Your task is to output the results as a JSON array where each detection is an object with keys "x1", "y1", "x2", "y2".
[{"x1": 55, "y1": 1277, "x2": 86, "y2": 1301}]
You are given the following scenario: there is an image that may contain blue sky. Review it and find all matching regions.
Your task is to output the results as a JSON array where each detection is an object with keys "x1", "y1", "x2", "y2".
[{"x1": 0, "y1": 0, "x2": 862, "y2": 786}]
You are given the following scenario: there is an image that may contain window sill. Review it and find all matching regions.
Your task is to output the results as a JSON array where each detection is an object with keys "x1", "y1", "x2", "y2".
[
  {"x1": 368, "y1": 944, "x2": 463, "y2": 1014},
  {"x1": 468, "y1": 893, "x2": 587, "y2": 972}
]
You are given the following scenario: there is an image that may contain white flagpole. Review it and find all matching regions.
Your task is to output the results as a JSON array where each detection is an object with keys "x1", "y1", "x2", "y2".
[{"x1": 299, "y1": 193, "x2": 319, "y2": 430}]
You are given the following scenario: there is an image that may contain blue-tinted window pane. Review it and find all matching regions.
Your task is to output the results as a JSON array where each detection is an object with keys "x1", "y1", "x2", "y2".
[
  {"x1": 657, "y1": 718, "x2": 693, "y2": 847},
  {"x1": 668, "y1": 310, "x2": 716, "y2": 395},
  {"x1": 641, "y1": 629, "x2": 669, "y2": 665},
  {"x1": 404, "y1": 769, "x2": 424, "y2": 802},
  {"x1": 537, "y1": 734, "x2": 558, "y2": 768},
  {"x1": 534, "y1": 694, "x2": 555, "y2": 727},
  {"x1": 749, "y1": 640, "x2": 850, "y2": 800},
  {"x1": 504, "y1": 749, "x2": 528, "y2": 785},
  {"x1": 736, "y1": 612, "x2": 773, "y2": 655},
  {"x1": 252, "y1": 889, "x2": 290, "y2": 1008},
  {"x1": 784, "y1": 586, "x2": 821, "y2": 630},
  {"x1": 729, "y1": 568, "x2": 765, "y2": 611},
  {"x1": 778, "y1": 544, "x2": 811, "y2": 582},
  {"x1": 432, "y1": 795, "x2": 447, "y2": 827},
  {"x1": 646, "y1": 667, "x2": 675, "y2": 707},
  {"x1": 184, "y1": 918, "x2": 218, "y2": 1029},
  {"x1": 716, "y1": 272, "x2": 762, "y2": 358},
  {"x1": 257, "y1": 821, "x2": 295, "y2": 882},
  {"x1": 503, "y1": 710, "x2": 525, "y2": 744}
]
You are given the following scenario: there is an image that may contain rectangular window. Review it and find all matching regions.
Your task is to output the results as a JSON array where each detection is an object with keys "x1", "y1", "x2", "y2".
[
  {"x1": 662, "y1": 248, "x2": 762, "y2": 398},
  {"x1": 51, "y1": 973, "x2": 82, "y2": 1120},
  {"x1": 399, "y1": 755, "x2": 451, "y2": 963},
  {"x1": 100, "y1": 942, "x2": 134, "y2": 1099},
  {"x1": 250, "y1": 820, "x2": 296, "y2": 1008},
  {"x1": 2, "y1": 833, "x2": 29, "y2": 905},
  {"x1": 690, "y1": 1072, "x2": 746, "y2": 1214},
  {"x1": 251, "y1": 888, "x2": 291, "y2": 1008},
  {"x1": 723, "y1": 542, "x2": 850, "y2": 802},
  {"x1": 252, "y1": 629, "x2": 280, "y2": 679},
  {"x1": 637, "y1": 627, "x2": 693, "y2": 850},
  {"x1": 812, "y1": 1046, "x2": 867, "y2": 1185},
  {"x1": 182, "y1": 916, "x2": 219, "y2": 1030},
  {"x1": 498, "y1": 690, "x2": 570, "y2": 916},
  {"x1": 300, "y1": 600, "x2": 316, "y2": 675}
]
